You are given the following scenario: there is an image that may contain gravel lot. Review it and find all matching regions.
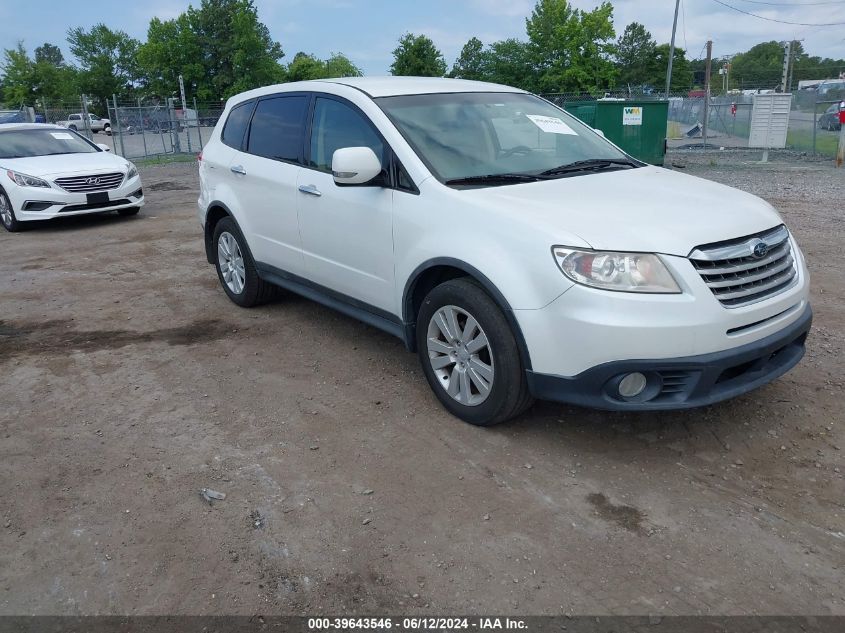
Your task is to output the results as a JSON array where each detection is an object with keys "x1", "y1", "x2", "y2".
[{"x1": 0, "y1": 153, "x2": 843, "y2": 616}]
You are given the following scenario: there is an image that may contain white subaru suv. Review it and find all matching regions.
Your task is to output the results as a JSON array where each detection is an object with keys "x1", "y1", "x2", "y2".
[{"x1": 197, "y1": 77, "x2": 811, "y2": 426}]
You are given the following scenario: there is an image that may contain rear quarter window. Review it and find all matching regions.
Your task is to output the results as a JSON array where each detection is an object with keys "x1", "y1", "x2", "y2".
[{"x1": 221, "y1": 101, "x2": 254, "y2": 149}]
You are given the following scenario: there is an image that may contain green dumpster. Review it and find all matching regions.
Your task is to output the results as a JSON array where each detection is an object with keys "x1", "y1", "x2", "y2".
[{"x1": 564, "y1": 99, "x2": 669, "y2": 165}]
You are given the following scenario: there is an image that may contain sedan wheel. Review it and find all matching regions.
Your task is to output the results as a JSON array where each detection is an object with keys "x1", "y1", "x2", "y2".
[
  {"x1": 217, "y1": 231, "x2": 246, "y2": 295},
  {"x1": 427, "y1": 305, "x2": 494, "y2": 406},
  {"x1": 0, "y1": 191, "x2": 21, "y2": 232}
]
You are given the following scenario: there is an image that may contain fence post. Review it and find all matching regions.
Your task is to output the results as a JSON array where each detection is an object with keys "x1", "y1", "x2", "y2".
[
  {"x1": 837, "y1": 110, "x2": 845, "y2": 168},
  {"x1": 194, "y1": 97, "x2": 203, "y2": 151},
  {"x1": 113, "y1": 94, "x2": 126, "y2": 157},
  {"x1": 138, "y1": 98, "x2": 148, "y2": 160},
  {"x1": 80, "y1": 95, "x2": 93, "y2": 140}
]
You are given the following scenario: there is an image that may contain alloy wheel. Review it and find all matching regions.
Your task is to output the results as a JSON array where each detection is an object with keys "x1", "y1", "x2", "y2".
[
  {"x1": 217, "y1": 231, "x2": 246, "y2": 295},
  {"x1": 426, "y1": 305, "x2": 495, "y2": 406},
  {"x1": 0, "y1": 194, "x2": 12, "y2": 228}
]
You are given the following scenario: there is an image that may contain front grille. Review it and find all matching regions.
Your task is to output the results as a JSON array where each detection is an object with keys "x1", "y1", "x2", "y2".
[
  {"x1": 54, "y1": 172, "x2": 125, "y2": 193},
  {"x1": 689, "y1": 225, "x2": 797, "y2": 308}
]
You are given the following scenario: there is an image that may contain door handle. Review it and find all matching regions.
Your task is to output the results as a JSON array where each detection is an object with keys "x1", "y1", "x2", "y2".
[
  {"x1": 230, "y1": 165, "x2": 247, "y2": 175},
  {"x1": 298, "y1": 184, "x2": 322, "y2": 197}
]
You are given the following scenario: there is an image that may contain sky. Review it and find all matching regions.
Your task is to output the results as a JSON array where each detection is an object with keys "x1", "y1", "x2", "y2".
[{"x1": 2, "y1": 0, "x2": 844, "y2": 77}]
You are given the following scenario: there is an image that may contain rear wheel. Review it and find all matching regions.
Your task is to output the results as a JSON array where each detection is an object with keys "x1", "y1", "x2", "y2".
[
  {"x1": 416, "y1": 278, "x2": 533, "y2": 426},
  {"x1": 0, "y1": 190, "x2": 22, "y2": 232},
  {"x1": 212, "y1": 216, "x2": 276, "y2": 307}
]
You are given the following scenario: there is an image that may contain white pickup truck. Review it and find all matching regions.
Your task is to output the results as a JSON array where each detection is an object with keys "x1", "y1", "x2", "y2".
[{"x1": 56, "y1": 113, "x2": 112, "y2": 134}]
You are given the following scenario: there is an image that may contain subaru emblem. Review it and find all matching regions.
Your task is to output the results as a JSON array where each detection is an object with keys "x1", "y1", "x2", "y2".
[{"x1": 751, "y1": 240, "x2": 769, "y2": 259}]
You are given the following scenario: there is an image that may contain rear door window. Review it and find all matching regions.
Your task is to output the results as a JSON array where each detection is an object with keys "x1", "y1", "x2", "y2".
[{"x1": 246, "y1": 96, "x2": 309, "y2": 162}]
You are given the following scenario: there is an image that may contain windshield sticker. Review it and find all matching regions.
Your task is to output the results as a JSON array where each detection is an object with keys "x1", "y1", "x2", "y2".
[
  {"x1": 525, "y1": 115, "x2": 578, "y2": 135},
  {"x1": 50, "y1": 132, "x2": 75, "y2": 140}
]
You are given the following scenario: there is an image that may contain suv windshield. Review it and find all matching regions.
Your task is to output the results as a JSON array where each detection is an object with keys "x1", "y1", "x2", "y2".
[
  {"x1": 0, "y1": 128, "x2": 99, "y2": 159},
  {"x1": 376, "y1": 92, "x2": 632, "y2": 184}
]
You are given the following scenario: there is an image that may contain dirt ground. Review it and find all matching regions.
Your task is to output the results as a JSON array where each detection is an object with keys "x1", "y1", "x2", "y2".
[{"x1": 0, "y1": 154, "x2": 843, "y2": 616}]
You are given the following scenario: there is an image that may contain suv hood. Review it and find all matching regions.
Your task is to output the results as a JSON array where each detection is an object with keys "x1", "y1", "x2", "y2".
[
  {"x1": 461, "y1": 166, "x2": 782, "y2": 256},
  {"x1": 2, "y1": 152, "x2": 128, "y2": 178}
]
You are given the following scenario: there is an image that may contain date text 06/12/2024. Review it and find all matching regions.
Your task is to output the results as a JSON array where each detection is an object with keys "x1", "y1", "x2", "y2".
[{"x1": 307, "y1": 617, "x2": 528, "y2": 630}]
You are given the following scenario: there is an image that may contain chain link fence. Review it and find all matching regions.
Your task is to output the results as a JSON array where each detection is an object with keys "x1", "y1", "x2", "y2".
[
  {"x1": 27, "y1": 95, "x2": 223, "y2": 160},
  {"x1": 23, "y1": 90, "x2": 844, "y2": 161},
  {"x1": 106, "y1": 97, "x2": 224, "y2": 160},
  {"x1": 541, "y1": 90, "x2": 842, "y2": 158}
]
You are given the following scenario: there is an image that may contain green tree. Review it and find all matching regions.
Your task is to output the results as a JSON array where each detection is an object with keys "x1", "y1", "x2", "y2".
[
  {"x1": 449, "y1": 37, "x2": 485, "y2": 80},
  {"x1": 483, "y1": 39, "x2": 537, "y2": 91},
  {"x1": 137, "y1": 14, "x2": 204, "y2": 99},
  {"x1": 615, "y1": 22, "x2": 655, "y2": 89},
  {"x1": 390, "y1": 33, "x2": 447, "y2": 77},
  {"x1": 35, "y1": 43, "x2": 65, "y2": 66},
  {"x1": 0, "y1": 42, "x2": 78, "y2": 106},
  {"x1": 285, "y1": 52, "x2": 362, "y2": 82},
  {"x1": 137, "y1": 0, "x2": 285, "y2": 101},
  {"x1": 0, "y1": 44, "x2": 35, "y2": 105},
  {"x1": 67, "y1": 24, "x2": 140, "y2": 107},
  {"x1": 525, "y1": 0, "x2": 617, "y2": 93},
  {"x1": 286, "y1": 52, "x2": 328, "y2": 81},
  {"x1": 649, "y1": 44, "x2": 692, "y2": 92},
  {"x1": 729, "y1": 41, "x2": 786, "y2": 90},
  {"x1": 324, "y1": 53, "x2": 362, "y2": 78}
]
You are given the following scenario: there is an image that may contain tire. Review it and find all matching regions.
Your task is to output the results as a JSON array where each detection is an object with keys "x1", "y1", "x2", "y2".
[
  {"x1": 0, "y1": 190, "x2": 22, "y2": 232},
  {"x1": 416, "y1": 278, "x2": 533, "y2": 426},
  {"x1": 117, "y1": 207, "x2": 140, "y2": 217},
  {"x1": 212, "y1": 216, "x2": 276, "y2": 307},
  {"x1": 69, "y1": 124, "x2": 77, "y2": 131},
  {"x1": 104, "y1": 125, "x2": 111, "y2": 135}
]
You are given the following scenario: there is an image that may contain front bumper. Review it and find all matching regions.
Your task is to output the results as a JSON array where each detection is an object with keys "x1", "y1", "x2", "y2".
[
  {"x1": 526, "y1": 304, "x2": 812, "y2": 410},
  {"x1": 9, "y1": 178, "x2": 144, "y2": 221}
]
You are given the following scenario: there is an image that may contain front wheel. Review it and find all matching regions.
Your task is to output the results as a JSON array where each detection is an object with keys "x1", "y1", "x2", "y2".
[
  {"x1": 0, "y1": 190, "x2": 22, "y2": 232},
  {"x1": 416, "y1": 278, "x2": 533, "y2": 426}
]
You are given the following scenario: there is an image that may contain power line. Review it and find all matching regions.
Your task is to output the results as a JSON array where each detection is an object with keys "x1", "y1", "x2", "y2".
[
  {"x1": 711, "y1": 0, "x2": 845, "y2": 23},
  {"x1": 737, "y1": 0, "x2": 845, "y2": 5}
]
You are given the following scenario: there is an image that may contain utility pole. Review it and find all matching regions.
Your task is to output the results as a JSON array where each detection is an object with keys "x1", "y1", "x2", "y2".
[
  {"x1": 665, "y1": 0, "x2": 681, "y2": 98},
  {"x1": 703, "y1": 40, "x2": 712, "y2": 150},
  {"x1": 780, "y1": 40, "x2": 792, "y2": 92},
  {"x1": 787, "y1": 41, "x2": 796, "y2": 93}
]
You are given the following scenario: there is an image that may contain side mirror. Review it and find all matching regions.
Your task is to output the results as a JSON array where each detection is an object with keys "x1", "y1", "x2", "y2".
[
  {"x1": 594, "y1": 129, "x2": 606, "y2": 138},
  {"x1": 332, "y1": 147, "x2": 382, "y2": 186},
  {"x1": 96, "y1": 143, "x2": 111, "y2": 152}
]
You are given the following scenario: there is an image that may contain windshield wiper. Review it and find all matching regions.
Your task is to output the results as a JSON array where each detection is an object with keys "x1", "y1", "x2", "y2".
[
  {"x1": 539, "y1": 158, "x2": 639, "y2": 177},
  {"x1": 445, "y1": 173, "x2": 548, "y2": 186}
]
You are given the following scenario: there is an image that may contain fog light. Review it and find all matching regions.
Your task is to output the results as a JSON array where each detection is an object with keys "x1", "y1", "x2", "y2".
[{"x1": 618, "y1": 372, "x2": 647, "y2": 398}]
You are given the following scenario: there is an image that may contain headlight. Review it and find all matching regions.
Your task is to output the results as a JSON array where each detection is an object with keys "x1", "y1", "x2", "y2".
[
  {"x1": 6, "y1": 170, "x2": 50, "y2": 188},
  {"x1": 553, "y1": 247, "x2": 681, "y2": 293},
  {"x1": 126, "y1": 163, "x2": 138, "y2": 179}
]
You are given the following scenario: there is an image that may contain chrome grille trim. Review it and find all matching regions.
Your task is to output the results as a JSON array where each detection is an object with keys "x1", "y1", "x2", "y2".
[
  {"x1": 54, "y1": 172, "x2": 125, "y2": 193},
  {"x1": 689, "y1": 225, "x2": 797, "y2": 308}
]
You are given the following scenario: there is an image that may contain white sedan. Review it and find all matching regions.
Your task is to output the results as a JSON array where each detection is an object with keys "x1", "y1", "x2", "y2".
[{"x1": 0, "y1": 123, "x2": 144, "y2": 232}]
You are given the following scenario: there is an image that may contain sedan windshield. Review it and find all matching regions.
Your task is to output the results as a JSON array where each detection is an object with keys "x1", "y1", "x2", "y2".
[
  {"x1": 0, "y1": 129, "x2": 99, "y2": 159},
  {"x1": 376, "y1": 92, "x2": 633, "y2": 184}
]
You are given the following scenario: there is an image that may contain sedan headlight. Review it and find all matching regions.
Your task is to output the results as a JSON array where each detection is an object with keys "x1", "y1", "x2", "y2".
[
  {"x1": 553, "y1": 246, "x2": 681, "y2": 293},
  {"x1": 126, "y1": 163, "x2": 138, "y2": 180},
  {"x1": 6, "y1": 169, "x2": 50, "y2": 188}
]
